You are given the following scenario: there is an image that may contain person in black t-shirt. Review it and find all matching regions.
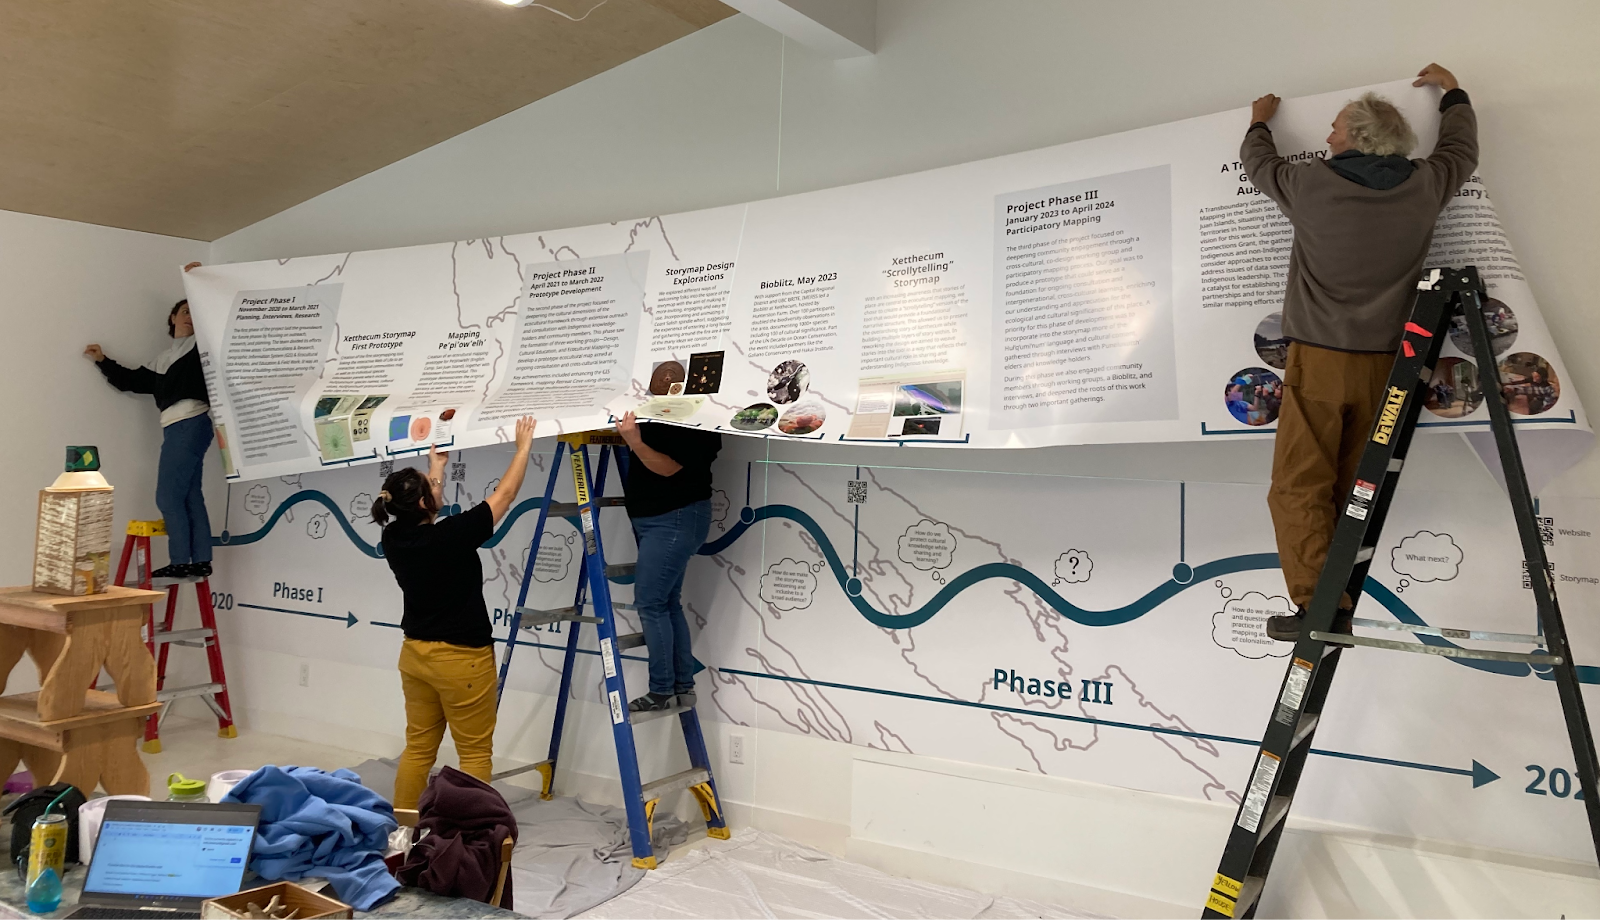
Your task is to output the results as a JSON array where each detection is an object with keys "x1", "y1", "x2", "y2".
[
  {"x1": 375, "y1": 415, "x2": 536, "y2": 809},
  {"x1": 616, "y1": 412, "x2": 722, "y2": 713}
]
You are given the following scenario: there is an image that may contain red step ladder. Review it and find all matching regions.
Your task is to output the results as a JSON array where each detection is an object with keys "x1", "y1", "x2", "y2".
[{"x1": 113, "y1": 520, "x2": 237, "y2": 753}]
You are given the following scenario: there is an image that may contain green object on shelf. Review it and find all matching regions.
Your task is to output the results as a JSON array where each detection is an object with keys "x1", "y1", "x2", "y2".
[
  {"x1": 65, "y1": 446, "x2": 100, "y2": 472},
  {"x1": 167, "y1": 772, "x2": 208, "y2": 802}
]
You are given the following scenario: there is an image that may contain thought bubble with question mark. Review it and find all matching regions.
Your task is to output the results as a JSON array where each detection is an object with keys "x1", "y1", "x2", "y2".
[{"x1": 1054, "y1": 549, "x2": 1093, "y2": 584}]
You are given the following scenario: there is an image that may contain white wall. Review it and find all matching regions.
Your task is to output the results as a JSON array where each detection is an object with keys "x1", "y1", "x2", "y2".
[
  {"x1": 0, "y1": 209, "x2": 207, "y2": 599},
  {"x1": 204, "y1": 1, "x2": 1600, "y2": 913}
]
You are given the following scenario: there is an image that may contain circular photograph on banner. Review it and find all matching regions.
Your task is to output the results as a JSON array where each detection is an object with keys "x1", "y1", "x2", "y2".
[
  {"x1": 649, "y1": 360, "x2": 686, "y2": 396},
  {"x1": 1253, "y1": 312, "x2": 1289, "y2": 370},
  {"x1": 778, "y1": 401, "x2": 826, "y2": 435},
  {"x1": 1424, "y1": 357, "x2": 1483, "y2": 418},
  {"x1": 1449, "y1": 298, "x2": 1518, "y2": 357},
  {"x1": 1499, "y1": 352, "x2": 1561, "y2": 416},
  {"x1": 731, "y1": 403, "x2": 779, "y2": 431},
  {"x1": 410, "y1": 416, "x2": 432, "y2": 441},
  {"x1": 1224, "y1": 367, "x2": 1283, "y2": 426},
  {"x1": 767, "y1": 360, "x2": 810, "y2": 405}
]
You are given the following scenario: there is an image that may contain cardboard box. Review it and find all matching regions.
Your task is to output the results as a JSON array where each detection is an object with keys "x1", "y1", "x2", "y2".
[{"x1": 201, "y1": 882, "x2": 353, "y2": 919}]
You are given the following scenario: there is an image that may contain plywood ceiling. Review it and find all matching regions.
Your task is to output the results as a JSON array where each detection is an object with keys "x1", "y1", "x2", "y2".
[{"x1": 0, "y1": 0, "x2": 735, "y2": 241}]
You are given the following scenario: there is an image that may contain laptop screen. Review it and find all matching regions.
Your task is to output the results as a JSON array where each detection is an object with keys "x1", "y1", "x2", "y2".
[{"x1": 84, "y1": 801, "x2": 260, "y2": 902}]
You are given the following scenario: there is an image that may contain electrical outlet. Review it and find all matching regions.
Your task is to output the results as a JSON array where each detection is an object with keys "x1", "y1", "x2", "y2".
[
  {"x1": 729, "y1": 733, "x2": 745, "y2": 765},
  {"x1": 298, "y1": 663, "x2": 310, "y2": 688}
]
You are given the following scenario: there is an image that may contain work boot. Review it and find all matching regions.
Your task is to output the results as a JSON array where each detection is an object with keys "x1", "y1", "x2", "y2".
[
  {"x1": 629, "y1": 692, "x2": 675, "y2": 713},
  {"x1": 1266, "y1": 607, "x2": 1353, "y2": 642}
]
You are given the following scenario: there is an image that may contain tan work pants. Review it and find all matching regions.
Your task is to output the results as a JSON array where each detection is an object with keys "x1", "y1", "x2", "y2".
[
  {"x1": 395, "y1": 638, "x2": 498, "y2": 809},
  {"x1": 1268, "y1": 342, "x2": 1396, "y2": 608}
]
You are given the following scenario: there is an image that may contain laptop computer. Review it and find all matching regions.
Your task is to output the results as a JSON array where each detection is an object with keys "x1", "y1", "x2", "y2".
[{"x1": 63, "y1": 800, "x2": 262, "y2": 919}]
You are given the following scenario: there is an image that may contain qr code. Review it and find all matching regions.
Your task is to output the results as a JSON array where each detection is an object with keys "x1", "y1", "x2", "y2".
[
  {"x1": 451, "y1": 462, "x2": 467, "y2": 483},
  {"x1": 1522, "y1": 560, "x2": 1556, "y2": 589},
  {"x1": 1538, "y1": 516, "x2": 1555, "y2": 546},
  {"x1": 847, "y1": 480, "x2": 867, "y2": 504},
  {"x1": 378, "y1": 461, "x2": 394, "y2": 478}
]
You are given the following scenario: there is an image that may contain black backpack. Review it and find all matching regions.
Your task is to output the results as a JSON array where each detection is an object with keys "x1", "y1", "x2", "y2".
[{"x1": 3, "y1": 783, "x2": 87, "y2": 866}]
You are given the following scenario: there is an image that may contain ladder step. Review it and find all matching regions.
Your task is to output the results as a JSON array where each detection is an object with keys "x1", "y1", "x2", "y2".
[
  {"x1": 615, "y1": 632, "x2": 646, "y2": 651},
  {"x1": 1291, "y1": 713, "x2": 1320, "y2": 750},
  {"x1": 1257, "y1": 794, "x2": 1292, "y2": 841},
  {"x1": 1233, "y1": 877, "x2": 1266, "y2": 917},
  {"x1": 547, "y1": 496, "x2": 627, "y2": 517},
  {"x1": 491, "y1": 759, "x2": 552, "y2": 782},
  {"x1": 640, "y1": 767, "x2": 709, "y2": 802},
  {"x1": 1350, "y1": 617, "x2": 1545, "y2": 646},
  {"x1": 154, "y1": 627, "x2": 214, "y2": 645},
  {"x1": 611, "y1": 602, "x2": 636, "y2": 611},
  {"x1": 1388, "y1": 457, "x2": 1404, "y2": 472},
  {"x1": 632, "y1": 702, "x2": 692, "y2": 724},
  {"x1": 1310, "y1": 631, "x2": 1560, "y2": 664},
  {"x1": 151, "y1": 576, "x2": 206, "y2": 586},
  {"x1": 516, "y1": 607, "x2": 602, "y2": 628},
  {"x1": 606, "y1": 563, "x2": 636, "y2": 578},
  {"x1": 158, "y1": 682, "x2": 223, "y2": 702}
]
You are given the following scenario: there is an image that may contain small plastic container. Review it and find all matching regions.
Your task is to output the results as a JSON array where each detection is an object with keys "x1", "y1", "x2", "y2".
[{"x1": 167, "y1": 773, "x2": 209, "y2": 803}]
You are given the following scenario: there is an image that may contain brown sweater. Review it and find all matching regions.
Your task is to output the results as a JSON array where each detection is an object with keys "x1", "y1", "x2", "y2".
[{"x1": 1240, "y1": 92, "x2": 1478, "y2": 353}]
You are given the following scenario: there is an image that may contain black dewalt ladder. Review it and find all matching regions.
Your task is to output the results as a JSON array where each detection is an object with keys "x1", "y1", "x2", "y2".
[{"x1": 1202, "y1": 267, "x2": 1600, "y2": 918}]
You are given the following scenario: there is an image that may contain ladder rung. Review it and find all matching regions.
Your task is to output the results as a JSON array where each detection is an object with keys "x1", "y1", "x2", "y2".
[
  {"x1": 491, "y1": 759, "x2": 552, "y2": 782},
  {"x1": 640, "y1": 767, "x2": 709, "y2": 802},
  {"x1": 547, "y1": 496, "x2": 626, "y2": 517},
  {"x1": 1355, "y1": 547, "x2": 1374, "y2": 563},
  {"x1": 516, "y1": 607, "x2": 602, "y2": 628},
  {"x1": 615, "y1": 632, "x2": 646, "y2": 651},
  {"x1": 158, "y1": 682, "x2": 223, "y2": 702},
  {"x1": 1388, "y1": 457, "x2": 1404, "y2": 472},
  {"x1": 154, "y1": 628, "x2": 214, "y2": 644},
  {"x1": 1234, "y1": 877, "x2": 1265, "y2": 917},
  {"x1": 151, "y1": 576, "x2": 206, "y2": 587},
  {"x1": 632, "y1": 703, "x2": 692, "y2": 724},
  {"x1": 1291, "y1": 713, "x2": 1319, "y2": 750},
  {"x1": 1310, "y1": 631, "x2": 1560, "y2": 664},
  {"x1": 606, "y1": 563, "x2": 636, "y2": 578},
  {"x1": 1257, "y1": 794, "x2": 1292, "y2": 841},
  {"x1": 1350, "y1": 617, "x2": 1545, "y2": 646}
]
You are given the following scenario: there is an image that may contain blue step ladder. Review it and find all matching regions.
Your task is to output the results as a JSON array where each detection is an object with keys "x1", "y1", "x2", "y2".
[{"x1": 492, "y1": 430, "x2": 729, "y2": 869}]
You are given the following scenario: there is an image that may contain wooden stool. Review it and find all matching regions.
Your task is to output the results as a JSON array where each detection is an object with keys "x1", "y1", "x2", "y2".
[{"x1": 0, "y1": 586, "x2": 164, "y2": 795}]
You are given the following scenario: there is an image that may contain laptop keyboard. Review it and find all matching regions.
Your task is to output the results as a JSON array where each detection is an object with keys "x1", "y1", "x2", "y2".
[{"x1": 65, "y1": 907, "x2": 202, "y2": 919}]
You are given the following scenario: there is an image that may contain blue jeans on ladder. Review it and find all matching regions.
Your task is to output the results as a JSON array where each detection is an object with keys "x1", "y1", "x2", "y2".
[
  {"x1": 631, "y1": 500, "x2": 711, "y2": 696},
  {"x1": 156, "y1": 414, "x2": 214, "y2": 566}
]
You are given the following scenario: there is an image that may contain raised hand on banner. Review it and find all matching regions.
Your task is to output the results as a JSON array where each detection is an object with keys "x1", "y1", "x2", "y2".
[{"x1": 1251, "y1": 94, "x2": 1280, "y2": 124}]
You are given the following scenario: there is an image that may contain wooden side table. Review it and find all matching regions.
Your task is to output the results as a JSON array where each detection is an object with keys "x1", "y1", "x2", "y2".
[{"x1": 0, "y1": 585, "x2": 165, "y2": 795}]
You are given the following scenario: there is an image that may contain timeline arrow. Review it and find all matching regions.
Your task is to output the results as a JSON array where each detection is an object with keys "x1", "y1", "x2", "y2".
[{"x1": 238, "y1": 602, "x2": 359, "y2": 628}]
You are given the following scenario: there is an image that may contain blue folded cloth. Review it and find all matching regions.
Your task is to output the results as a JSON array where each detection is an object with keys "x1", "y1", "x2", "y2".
[{"x1": 222, "y1": 765, "x2": 400, "y2": 910}]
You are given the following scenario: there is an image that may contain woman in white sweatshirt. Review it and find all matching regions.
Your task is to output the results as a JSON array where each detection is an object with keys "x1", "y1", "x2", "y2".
[{"x1": 84, "y1": 266, "x2": 215, "y2": 579}]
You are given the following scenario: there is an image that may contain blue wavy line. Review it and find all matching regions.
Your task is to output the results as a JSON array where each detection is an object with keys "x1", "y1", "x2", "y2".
[{"x1": 219, "y1": 492, "x2": 1578, "y2": 682}]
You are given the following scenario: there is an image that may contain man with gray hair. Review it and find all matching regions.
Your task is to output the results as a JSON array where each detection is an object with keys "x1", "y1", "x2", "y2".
[{"x1": 1242, "y1": 64, "x2": 1478, "y2": 641}]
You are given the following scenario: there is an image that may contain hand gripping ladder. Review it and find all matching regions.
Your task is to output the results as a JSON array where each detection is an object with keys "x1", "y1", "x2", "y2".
[
  {"x1": 1202, "y1": 267, "x2": 1600, "y2": 918},
  {"x1": 492, "y1": 431, "x2": 730, "y2": 869}
]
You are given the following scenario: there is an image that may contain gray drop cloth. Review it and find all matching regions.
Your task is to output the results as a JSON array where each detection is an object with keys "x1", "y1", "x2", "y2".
[
  {"x1": 348, "y1": 758, "x2": 689, "y2": 918},
  {"x1": 577, "y1": 829, "x2": 1099, "y2": 920}
]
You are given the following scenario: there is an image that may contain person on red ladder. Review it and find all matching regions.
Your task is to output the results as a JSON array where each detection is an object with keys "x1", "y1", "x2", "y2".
[
  {"x1": 84, "y1": 261, "x2": 215, "y2": 580},
  {"x1": 1240, "y1": 64, "x2": 1479, "y2": 641}
]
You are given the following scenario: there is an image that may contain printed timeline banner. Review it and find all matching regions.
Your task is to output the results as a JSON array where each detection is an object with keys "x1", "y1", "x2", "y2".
[{"x1": 184, "y1": 80, "x2": 1590, "y2": 483}]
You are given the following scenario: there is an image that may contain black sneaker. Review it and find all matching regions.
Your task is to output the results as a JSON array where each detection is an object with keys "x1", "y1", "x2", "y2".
[
  {"x1": 675, "y1": 689, "x2": 697, "y2": 709},
  {"x1": 150, "y1": 563, "x2": 186, "y2": 580},
  {"x1": 1266, "y1": 608, "x2": 1353, "y2": 642},
  {"x1": 189, "y1": 562, "x2": 213, "y2": 579},
  {"x1": 629, "y1": 692, "x2": 676, "y2": 713}
]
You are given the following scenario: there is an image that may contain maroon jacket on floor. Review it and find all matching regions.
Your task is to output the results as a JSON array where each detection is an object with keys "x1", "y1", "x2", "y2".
[{"x1": 396, "y1": 767, "x2": 518, "y2": 909}]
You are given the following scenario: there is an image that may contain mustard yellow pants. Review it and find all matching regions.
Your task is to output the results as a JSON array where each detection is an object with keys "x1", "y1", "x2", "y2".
[{"x1": 395, "y1": 639, "x2": 497, "y2": 809}]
